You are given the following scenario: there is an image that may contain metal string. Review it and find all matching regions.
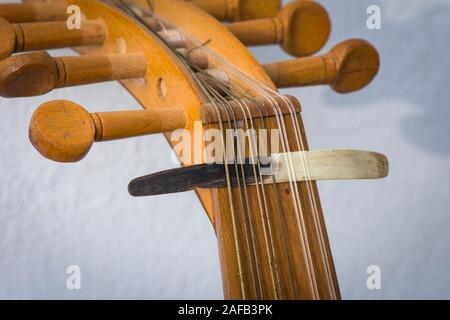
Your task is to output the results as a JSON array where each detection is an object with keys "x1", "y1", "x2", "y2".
[
  {"x1": 206, "y1": 81, "x2": 281, "y2": 298},
  {"x1": 112, "y1": 0, "x2": 334, "y2": 299},
  {"x1": 112, "y1": 0, "x2": 253, "y2": 297},
  {"x1": 225, "y1": 70, "x2": 321, "y2": 298},
  {"x1": 203, "y1": 61, "x2": 318, "y2": 297},
  {"x1": 202, "y1": 83, "x2": 263, "y2": 298}
]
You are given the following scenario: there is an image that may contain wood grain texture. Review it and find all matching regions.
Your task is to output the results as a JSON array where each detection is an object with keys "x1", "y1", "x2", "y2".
[
  {"x1": 21, "y1": 0, "x2": 342, "y2": 299},
  {"x1": 29, "y1": 99, "x2": 96, "y2": 163},
  {"x1": 264, "y1": 39, "x2": 380, "y2": 93},
  {"x1": 0, "y1": 51, "x2": 147, "y2": 97},
  {"x1": 186, "y1": 0, "x2": 281, "y2": 22},
  {"x1": 149, "y1": 0, "x2": 276, "y2": 88},
  {"x1": 0, "y1": 2, "x2": 67, "y2": 23},
  {"x1": 0, "y1": 17, "x2": 16, "y2": 60},
  {"x1": 79, "y1": 0, "x2": 278, "y2": 222},
  {"x1": 13, "y1": 20, "x2": 105, "y2": 54},
  {"x1": 200, "y1": 95, "x2": 301, "y2": 124},
  {"x1": 0, "y1": 51, "x2": 58, "y2": 97},
  {"x1": 210, "y1": 115, "x2": 340, "y2": 299},
  {"x1": 227, "y1": 0, "x2": 331, "y2": 57},
  {"x1": 29, "y1": 100, "x2": 188, "y2": 162},
  {"x1": 0, "y1": 17, "x2": 105, "y2": 60}
]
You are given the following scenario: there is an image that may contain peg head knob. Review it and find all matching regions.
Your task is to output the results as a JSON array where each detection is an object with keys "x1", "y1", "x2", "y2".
[
  {"x1": 0, "y1": 51, "x2": 58, "y2": 97},
  {"x1": 330, "y1": 39, "x2": 380, "y2": 93},
  {"x1": 279, "y1": 0, "x2": 331, "y2": 57},
  {"x1": 29, "y1": 100, "x2": 96, "y2": 163},
  {"x1": 0, "y1": 17, "x2": 15, "y2": 60}
]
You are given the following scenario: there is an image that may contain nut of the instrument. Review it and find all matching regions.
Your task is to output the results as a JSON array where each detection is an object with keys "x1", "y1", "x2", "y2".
[
  {"x1": 280, "y1": 0, "x2": 331, "y2": 57},
  {"x1": 29, "y1": 100, "x2": 96, "y2": 163},
  {"x1": 0, "y1": 51, "x2": 57, "y2": 97},
  {"x1": 331, "y1": 39, "x2": 380, "y2": 93},
  {"x1": 0, "y1": 17, "x2": 16, "y2": 60}
]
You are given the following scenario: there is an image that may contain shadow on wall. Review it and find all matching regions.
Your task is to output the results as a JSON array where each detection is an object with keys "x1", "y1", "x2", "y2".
[{"x1": 321, "y1": 2, "x2": 450, "y2": 154}]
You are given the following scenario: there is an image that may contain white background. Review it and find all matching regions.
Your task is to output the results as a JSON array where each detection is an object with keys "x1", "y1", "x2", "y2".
[{"x1": 0, "y1": 0, "x2": 449, "y2": 299}]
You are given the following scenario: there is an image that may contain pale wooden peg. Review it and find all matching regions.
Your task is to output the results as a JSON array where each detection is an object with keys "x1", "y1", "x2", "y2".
[
  {"x1": 266, "y1": 150, "x2": 389, "y2": 183},
  {"x1": 186, "y1": 0, "x2": 281, "y2": 22},
  {"x1": 29, "y1": 100, "x2": 188, "y2": 163},
  {"x1": 227, "y1": 0, "x2": 330, "y2": 57},
  {"x1": 143, "y1": 16, "x2": 163, "y2": 31},
  {"x1": 157, "y1": 29, "x2": 188, "y2": 48},
  {"x1": 196, "y1": 69, "x2": 231, "y2": 95},
  {"x1": 121, "y1": 1, "x2": 163, "y2": 31},
  {"x1": 0, "y1": 2, "x2": 67, "y2": 23},
  {"x1": 0, "y1": 51, "x2": 147, "y2": 97},
  {"x1": 263, "y1": 39, "x2": 380, "y2": 93},
  {"x1": 204, "y1": 69, "x2": 230, "y2": 84},
  {"x1": 0, "y1": 17, "x2": 105, "y2": 60},
  {"x1": 177, "y1": 48, "x2": 209, "y2": 69}
]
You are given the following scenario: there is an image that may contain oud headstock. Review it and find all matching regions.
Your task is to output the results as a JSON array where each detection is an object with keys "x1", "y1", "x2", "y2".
[{"x1": 0, "y1": 0, "x2": 387, "y2": 300}]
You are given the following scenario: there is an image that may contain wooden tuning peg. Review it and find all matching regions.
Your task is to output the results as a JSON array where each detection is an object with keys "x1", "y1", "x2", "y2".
[
  {"x1": 263, "y1": 39, "x2": 380, "y2": 93},
  {"x1": 29, "y1": 100, "x2": 188, "y2": 162},
  {"x1": 0, "y1": 51, "x2": 147, "y2": 97},
  {"x1": 0, "y1": 2, "x2": 67, "y2": 23},
  {"x1": 187, "y1": 0, "x2": 281, "y2": 22},
  {"x1": 227, "y1": 0, "x2": 330, "y2": 57},
  {"x1": 0, "y1": 17, "x2": 105, "y2": 60}
]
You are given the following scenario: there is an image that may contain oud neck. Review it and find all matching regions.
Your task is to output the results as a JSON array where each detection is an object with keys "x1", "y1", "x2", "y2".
[{"x1": 211, "y1": 114, "x2": 341, "y2": 300}]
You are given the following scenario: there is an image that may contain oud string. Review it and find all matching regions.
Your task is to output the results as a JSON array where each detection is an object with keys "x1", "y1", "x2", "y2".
[
  {"x1": 280, "y1": 94, "x2": 337, "y2": 298},
  {"x1": 206, "y1": 66, "x2": 317, "y2": 298},
  {"x1": 203, "y1": 83, "x2": 263, "y2": 298},
  {"x1": 169, "y1": 33, "x2": 306, "y2": 298},
  {"x1": 203, "y1": 77, "x2": 297, "y2": 299},
  {"x1": 207, "y1": 81, "x2": 281, "y2": 298},
  {"x1": 219, "y1": 65, "x2": 321, "y2": 298},
  {"x1": 178, "y1": 37, "x2": 284, "y2": 298},
  {"x1": 113, "y1": 0, "x2": 250, "y2": 298},
  {"x1": 113, "y1": 0, "x2": 334, "y2": 299},
  {"x1": 229, "y1": 72, "x2": 324, "y2": 297}
]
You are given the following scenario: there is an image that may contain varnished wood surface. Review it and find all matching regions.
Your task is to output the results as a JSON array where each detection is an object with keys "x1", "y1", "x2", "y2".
[
  {"x1": 0, "y1": 2, "x2": 67, "y2": 22},
  {"x1": 211, "y1": 114, "x2": 340, "y2": 299},
  {"x1": 29, "y1": 99, "x2": 188, "y2": 162},
  {"x1": 227, "y1": 0, "x2": 331, "y2": 57},
  {"x1": 29, "y1": 99, "x2": 96, "y2": 162},
  {"x1": 82, "y1": 0, "x2": 278, "y2": 222},
  {"x1": 1, "y1": 18, "x2": 106, "y2": 59},
  {"x1": 0, "y1": 51, "x2": 147, "y2": 97},
  {"x1": 200, "y1": 95, "x2": 301, "y2": 124},
  {"x1": 264, "y1": 39, "x2": 380, "y2": 93},
  {"x1": 16, "y1": 0, "x2": 342, "y2": 300},
  {"x1": 186, "y1": 0, "x2": 281, "y2": 22},
  {"x1": 144, "y1": 1, "x2": 340, "y2": 298}
]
